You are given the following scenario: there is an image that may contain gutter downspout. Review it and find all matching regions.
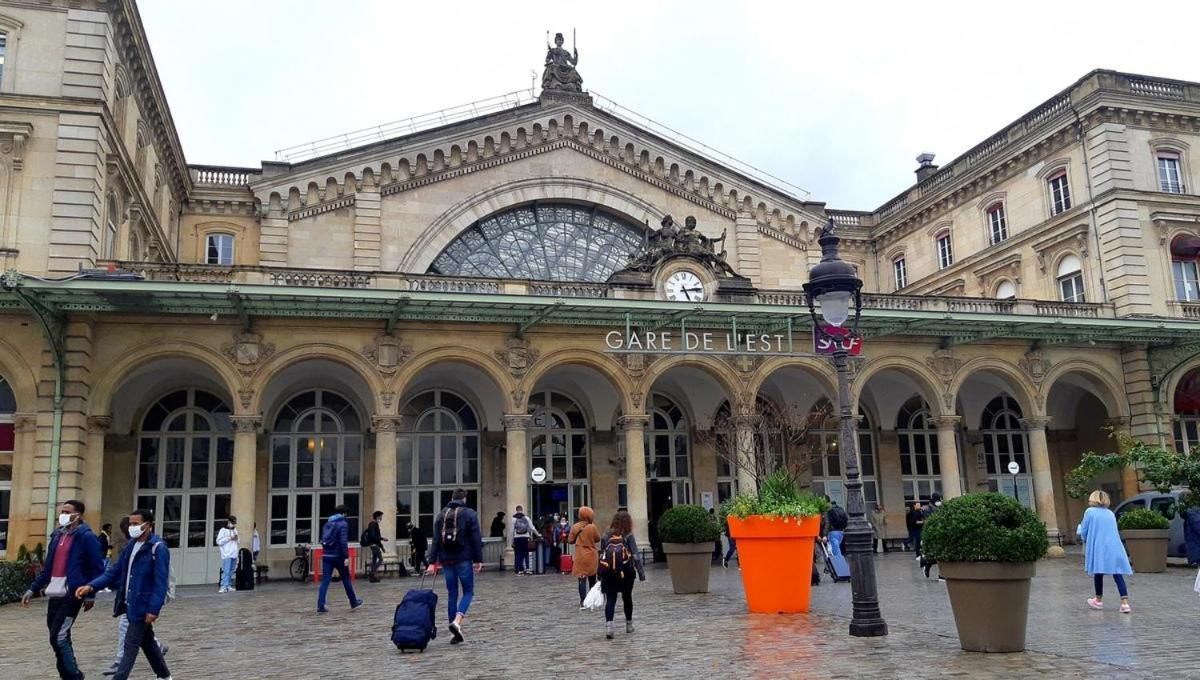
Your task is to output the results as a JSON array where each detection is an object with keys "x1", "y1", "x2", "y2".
[{"x1": 1, "y1": 271, "x2": 67, "y2": 537}]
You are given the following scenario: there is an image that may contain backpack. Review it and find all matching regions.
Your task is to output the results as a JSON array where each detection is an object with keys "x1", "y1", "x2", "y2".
[
  {"x1": 321, "y1": 520, "x2": 340, "y2": 552},
  {"x1": 360, "y1": 529, "x2": 372, "y2": 546},
  {"x1": 598, "y1": 534, "x2": 633, "y2": 577},
  {"x1": 151, "y1": 541, "x2": 177, "y2": 604},
  {"x1": 828, "y1": 506, "x2": 849, "y2": 531},
  {"x1": 513, "y1": 515, "x2": 530, "y2": 535},
  {"x1": 440, "y1": 508, "x2": 463, "y2": 551}
]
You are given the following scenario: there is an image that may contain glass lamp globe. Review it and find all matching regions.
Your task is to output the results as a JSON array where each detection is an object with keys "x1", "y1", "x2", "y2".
[{"x1": 818, "y1": 291, "x2": 852, "y2": 327}]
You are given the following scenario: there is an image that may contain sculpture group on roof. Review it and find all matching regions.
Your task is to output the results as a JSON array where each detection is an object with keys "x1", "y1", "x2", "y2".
[{"x1": 626, "y1": 215, "x2": 734, "y2": 276}]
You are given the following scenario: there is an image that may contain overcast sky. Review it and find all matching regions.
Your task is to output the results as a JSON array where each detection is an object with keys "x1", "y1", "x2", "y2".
[{"x1": 140, "y1": 0, "x2": 1200, "y2": 210}]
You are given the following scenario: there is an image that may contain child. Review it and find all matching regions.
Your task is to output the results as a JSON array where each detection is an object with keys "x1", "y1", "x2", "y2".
[{"x1": 1077, "y1": 490, "x2": 1133, "y2": 613}]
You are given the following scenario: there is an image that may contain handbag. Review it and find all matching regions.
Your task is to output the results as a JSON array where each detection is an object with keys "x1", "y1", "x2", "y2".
[{"x1": 582, "y1": 581, "x2": 605, "y2": 610}]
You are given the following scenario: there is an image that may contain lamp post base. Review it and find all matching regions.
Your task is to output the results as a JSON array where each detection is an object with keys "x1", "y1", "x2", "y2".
[{"x1": 849, "y1": 619, "x2": 889, "y2": 637}]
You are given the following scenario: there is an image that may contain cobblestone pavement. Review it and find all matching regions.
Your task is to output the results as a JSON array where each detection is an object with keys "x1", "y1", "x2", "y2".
[{"x1": 1, "y1": 549, "x2": 1197, "y2": 679}]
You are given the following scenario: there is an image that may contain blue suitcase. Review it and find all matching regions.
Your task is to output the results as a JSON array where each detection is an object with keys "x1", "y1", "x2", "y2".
[
  {"x1": 392, "y1": 577, "x2": 438, "y2": 652},
  {"x1": 822, "y1": 542, "x2": 851, "y2": 582}
]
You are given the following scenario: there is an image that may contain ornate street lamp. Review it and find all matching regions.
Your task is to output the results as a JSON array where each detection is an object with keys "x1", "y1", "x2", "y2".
[{"x1": 802, "y1": 219, "x2": 888, "y2": 638}]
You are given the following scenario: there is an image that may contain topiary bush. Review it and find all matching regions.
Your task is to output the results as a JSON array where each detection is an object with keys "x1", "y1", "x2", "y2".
[
  {"x1": 1117, "y1": 507, "x2": 1170, "y2": 531},
  {"x1": 0, "y1": 561, "x2": 35, "y2": 606},
  {"x1": 922, "y1": 493, "x2": 1049, "y2": 563},
  {"x1": 657, "y1": 504, "x2": 720, "y2": 544},
  {"x1": 721, "y1": 469, "x2": 830, "y2": 521}
]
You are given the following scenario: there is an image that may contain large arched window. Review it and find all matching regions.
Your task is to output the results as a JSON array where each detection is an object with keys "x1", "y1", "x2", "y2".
[
  {"x1": 616, "y1": 393, "x2": 693, "y2": 514},
  {"x1": 1057, "y1": 254, "x2": 1085, "y2": 303},
  {"x1": 807, "y1": 398, "x2": 877, "y2": 507},
  {"x1": 268, "y1": 389, "x2": 364, "y2": 546},
  {"x1": 528, "y1": 390, "x2": 590, "y2": 520},
  {"x1": 897, "y1": 396, "x2": 940, "y2": 504},
  {"x1": 0, "y1": 376, "x2": 15, "y2": 554},
  {"x1": 981, "y1": 394, "x2": 1033, "y2": 509},
  {"x1": 428, "y1": 203, "x2": 645, "y2": 282},
  {"x1": 396, "y1": 389, "x2": 481, "y2": 537},
  {"x1": 1171, "y1": 233, "x2": 1200, "y2": 301},
  {"x1": 1172, "y1": 367, "x2": 1200, "y2": 453},
  {"x1": 136, "y1": 389, "x2": 234, "y2": 582}
]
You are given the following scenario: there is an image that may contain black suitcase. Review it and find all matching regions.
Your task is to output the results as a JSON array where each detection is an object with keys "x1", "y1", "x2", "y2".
[
  {"x1": 392, "y1": 575, "x2": 438, "y2": 652},
  {"x1": 235, "y1": 548, "x2": 256, "y2": 591}
]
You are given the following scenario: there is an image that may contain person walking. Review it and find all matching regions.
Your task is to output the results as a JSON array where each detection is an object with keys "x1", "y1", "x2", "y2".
[
  {"x1": 363, "y1": 510, "x2": 388, "y2": 583},
  {"x1": 408, "y1": 521, "x2": 428, "y2": 571},
  {"x1": 216, "y1": 515, "x2": 239, "y2": 594},
  {"x1": 1078, "y1": 490, "x2": 1133, "y2": 613},
  {"x1": 553, "y1": 514, "x2": 571, "y2": 570},
  {"x1": 100, "y1": 518, "x2": 167, "y2": 677},
  {"x1": 599, "y1": 510, "x2": 645, "y2": 639},
  {"x1": 424, "y1": 488, "x2": 484, "y2": 644},
  {"x1": 905, "y1": 501, "x2": 925, "y2": 555},
  {"x1": 568, "y1": 506, "x2": 601, "y2": 609},
  {"x1": 920, "y1": 494, "x2": 943, "y2": 578},
  {"x1": 76, "y1": 508, "x2": 172, "y2": 680},
  {"x1": 870, "y1": 504, "x2": 887, "y2": 553},
  {"x1": 722, "y1": 513, "x2": 738, "y2": 568},
  {"x1": 316, "y1": 505, "x2": 364, "y2": 613},
  {"x1": 99, "y1": 523, "x2": 114, "y2": 570},
  {"x1": 511, "y1": 505, "x2": 540, "y2": 575},
  {"x1": 1182, "y1": 497, "x2": 1200, "y2": 568},
  {"x1": 826, "y1": 502, "x2": 849, "y2": 557},
  {"x1": 489, "y1": 511, "x2": 506, "y2": 539},
  {"x1": 252, "y1": 523, "x2": 261, "y2": 563},
  {"x1": 21, "y1": 499, "x2": 105, "y2": 680}
]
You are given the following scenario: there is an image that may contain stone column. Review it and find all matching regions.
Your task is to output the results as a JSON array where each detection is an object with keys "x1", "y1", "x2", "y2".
[
  {"x1": 734, "y1": 415, "x2": 758, "y2": 495},
  {"x1": 619, "y1": 415, "x2": 650, "y2": 543},
  {"x1": 9, "y1": 414, "x2": 37, "y2": 550},
  {"x1": 1104, "y1": 417, "x2": 1138, "y2": 500},
  {"x1": 931, "y1": 415, "x2": 962, "y2": 499},
  {"x1": 503, "y1": 414, "x2": 532, "y2": 566},
  {"x1": 230, "y1": 416, "x2": 261, "y2": 549},
  {"x1": 83, "y1": 416, "x2": 111, "y2": 528},
  {"x1": 1021, "y1": 416, "x2": 1060, "y2": 538},
  {"x1": 372, "y1": 416, "x2": 400, "y2": 541}
]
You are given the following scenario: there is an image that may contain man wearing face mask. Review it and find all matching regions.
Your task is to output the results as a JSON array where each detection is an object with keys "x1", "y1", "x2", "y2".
[
  {"x1": 22, "y1": 499, "x2": 105, "y2": 680},
  {"x1": 77, "y1": 509, "x2": 173, "y2": 680},
  {"x1": 216, "y1": 515, "x2": 239, "y2": 593}
]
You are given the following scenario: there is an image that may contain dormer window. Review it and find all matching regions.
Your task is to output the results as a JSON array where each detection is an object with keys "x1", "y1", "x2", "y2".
[
  {"x1": 986, "y1": 203, "x2": 1008, "y2": 245},
  {"x1": 935, "y1": 231, "x2": 953, "y2": 269}
]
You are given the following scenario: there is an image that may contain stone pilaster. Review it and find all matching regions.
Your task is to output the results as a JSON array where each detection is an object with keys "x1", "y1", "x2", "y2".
[
  {"x1": 83, "y1": 415, "x2": 111, "y2": 528},
  {"x1": 619, "y1": 414, "x2": 650, "y2": 543},
  {"x1": 230, "y1": 416, "x2": 262, "y2": 549},
  {"x1": 931, "y1": 415, "x2": 962, "y2": 499},
  {"x1": 372, "y1": 415, "x2": 400, "y2": 541},
  {"x1": 9, "y1": 414, "x2": 37, "y2": 549},
  {"x1": 1021, "y1": 416, "x2": 1059, "y2": 538},
  {"x1": 502, "y1": 414, "x2": 532, "y2": 565}
]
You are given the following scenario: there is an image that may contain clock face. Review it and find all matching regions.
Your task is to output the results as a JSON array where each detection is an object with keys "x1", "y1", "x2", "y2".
[{"x1": 664, "y1": 270, "x2": 705, "y2": 302}]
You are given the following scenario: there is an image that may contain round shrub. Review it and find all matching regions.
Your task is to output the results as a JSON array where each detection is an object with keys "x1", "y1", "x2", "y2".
[
  {"x1": 657, "y1": 504, "x2": 720, "y2": 544},
  {"x1": 922, "y1": 493, "x2": 1049, "y2": 563},
  {"x1": 1117, "y1": 507, "x2": 1170, "y2": 531}
]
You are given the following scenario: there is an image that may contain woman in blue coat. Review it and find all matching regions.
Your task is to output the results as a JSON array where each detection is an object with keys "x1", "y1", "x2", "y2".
[{"x1": 1076, "y1": 490, "x2": 1133, "y2": 613}]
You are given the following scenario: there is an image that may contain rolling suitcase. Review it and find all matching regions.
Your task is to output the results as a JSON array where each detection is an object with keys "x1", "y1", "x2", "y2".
[
  {"x1": 234, "y1": 547, "x2": 255, "y2": 591},
  {"x1": 821, "y1": 541, "x2": 851, "y2": 583},
  {"x1": 392, "y1": 574, "x2": 438, "y2": 653},
  {"x1": 559, "y1": 553, "x2": 574, "y2": 574}
]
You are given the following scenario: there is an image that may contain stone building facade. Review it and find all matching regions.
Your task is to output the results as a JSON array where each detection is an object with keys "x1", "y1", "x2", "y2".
[{"x1": 3, "y1": 0, "x2": 1200, "y2": 582}]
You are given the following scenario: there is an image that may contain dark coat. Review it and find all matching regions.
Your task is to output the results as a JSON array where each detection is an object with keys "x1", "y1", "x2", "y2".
[
  {"x1": 428, "y1": 500, "x2": 483, "y2": 565},
  {"x1": 320, "y1": 514, "x2": 351, "y2": 559},
  {"x1": 409, "y1": 525, "x2": 428, "y2": 551},
  {"x1": 29, "y1": 521, "x2": 105, "y2": 599},
  {"x1": 906, "y1": 508, "x2": 924, "y2": 532},
  {"x1": 1184, "y1": 506, "x2": 1200, "y2": 565},
  {"x1": 363, "y1": 520, "x2": 384, "y2": 548},
  {"x1": 88, "y1": 534, "x2": 171, "y2": 621}
]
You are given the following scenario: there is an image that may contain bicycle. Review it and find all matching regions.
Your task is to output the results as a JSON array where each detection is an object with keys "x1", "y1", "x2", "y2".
[{"x1": 290, "y1": 544, "x2": 312, "y2": 582}]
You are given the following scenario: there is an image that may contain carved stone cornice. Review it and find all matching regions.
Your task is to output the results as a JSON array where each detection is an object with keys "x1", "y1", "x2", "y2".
[
  {"x1": 86, "y1": 415, "x2": 112, "y2": 433},
  {"x1": 972, "y1": 252, "x2": 1022, "y2": 289},
  {"x1": 617, "y1": 414, "x2": 650, "y2": 430},
  {"x1": 230, "y1": 415, "x2": 263, "y2": 433},
  {"x1": 1033, "y1": 223, "x2": 1089, "y2": 273},
  {"x1": 502, "y1": 414, "x2": 534, "y2": 431}
]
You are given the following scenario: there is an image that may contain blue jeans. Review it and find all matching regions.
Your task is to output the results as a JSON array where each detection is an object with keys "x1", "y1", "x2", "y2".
[
  {"x1": 1094, "y1": 573, "x2": 1128, "y2": 598},
  {"x1": 317, "y1": 555, "x2": 359, "y2": 610},
  {"x1": 724, "y1": 537, "x2": 738, "y2": 561},
  {"x1": 442, "y1": 561, "x2": 474, "y2": 623},
  {"x1": 828, "y1": 531, "x2": 844, "y2": 557},
  {"x1": 221, "y1": 556, "x2": 236, "y2": 589},
  {"x1": 513, "y1": 537, "x2": 529, "y2": 573},
  {"x1": 111, "y1": 616, "x2": 170, "y2": 680},
  {"x1": 47, "y1": 597, "x2": 84, "y2": 680}
]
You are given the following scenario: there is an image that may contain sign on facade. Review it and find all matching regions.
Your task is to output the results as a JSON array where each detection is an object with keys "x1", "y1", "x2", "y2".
[
  {"x1": 813, "y1": 324, "x2": 862, "y2": 356},
  {"x1": 531, "y1": 467, "x2": 547, "y2": 483}
]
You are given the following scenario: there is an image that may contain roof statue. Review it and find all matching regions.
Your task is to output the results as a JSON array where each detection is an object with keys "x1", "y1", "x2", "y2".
[
  {"x1": 626, "y1": 215, "x2": 734, "y2": 276},
  {"x1": 542, "y1": 31, "x2": 583, "y2": 93}
]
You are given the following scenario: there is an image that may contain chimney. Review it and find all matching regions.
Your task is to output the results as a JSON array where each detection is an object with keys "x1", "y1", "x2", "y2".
[{"x1": 915, "y1": 153, "x2": 938, "y2": 182}]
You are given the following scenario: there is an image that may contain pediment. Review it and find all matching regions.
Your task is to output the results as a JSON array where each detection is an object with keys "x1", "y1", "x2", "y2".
[{"x1": 251, "y1": 96, "x2": 826, "y2": 236}]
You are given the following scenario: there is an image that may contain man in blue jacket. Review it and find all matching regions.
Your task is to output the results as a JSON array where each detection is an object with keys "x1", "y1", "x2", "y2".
[
  {"x1": 22, "y1": 499, "x2": 105, "y2": 680},
  {"x1": 76, "y1": 508, "x2": 173, "y2": 680},
  {"x1": 316, "y1": 504, "x2": 363, "y2": 613},
  {"x1": 424, "y1": 488, "x2": 484, "y2": 644}
]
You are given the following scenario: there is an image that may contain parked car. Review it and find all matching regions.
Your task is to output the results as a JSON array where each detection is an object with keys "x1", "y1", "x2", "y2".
[{"x1": 1113, "y1": 491, "x2": 1186, "y2": 558}]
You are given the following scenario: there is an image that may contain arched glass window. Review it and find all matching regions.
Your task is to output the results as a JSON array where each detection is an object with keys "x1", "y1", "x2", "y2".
[
  {"x1": 0, "y1": 376, "x2": 14, "y2": 554},
  {"x1": 136, "y1": 388, "x2": 234, "y2": 578},
  {"x1": 995, "y1": 280, "x2": 1017, "y2": 300},
  {"x1": 1171, "y1": 233, "x2": 1200, "y2": 301},
  {"x1": 1173, "y1": 367, "x2": 1200, "y2": 453},
  {"x1": 981, "y1": 394, "x2": 1033, "y2": 509},
  {"x1": 428, "y1": 203, "x2": 645, "y2": 282},
  {"x1": 268, "y1": 389, "x2": 364, "y2": 546},
  {"x1": 528, "y1": 390, "x2": 590, "y2": 520},
  {"x1": 897, "y1": 396, "x2": 941, "y2": 504},
  {"x1": 807, "y1": 398, "x2": 876, "y2": 507},
  {"x1": 1057, "y1": 254, "x2": 1085, "y2": 303},
  {"x1": 397, "y1": 389, "x2": 481, "y2": 537},
  {"x1": 616, "y1": 393, "x2": 693, "y2": 515}
]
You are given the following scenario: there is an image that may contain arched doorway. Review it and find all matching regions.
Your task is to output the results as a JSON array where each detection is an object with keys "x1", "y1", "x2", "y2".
[
  {"x1": 397, "y1": 389, "x2": 482, "y2": 537},
  {"x1": 981, "y1": 394, "x2": 1033, "y2": 509},
  {"x1": 616, "y1": 393, "x2": 695, "y2": 539},
  {"x1": 1173, "y1": 366, "x2": 1200, "y2": 452},
  {"x1": 267, "y1": 389, "x2": 365, "y2": 549},
  {"x1": 527, "y1": 390, "x2": 590, "y2": 521},
  {"x1": 134, "y1": 388, "x2": 234, "y2": 584}
]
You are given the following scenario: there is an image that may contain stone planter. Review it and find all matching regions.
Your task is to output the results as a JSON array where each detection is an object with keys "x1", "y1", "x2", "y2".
[
  {"x1": 726, "y1": 515, "x2": 820, "y2": 613},
  {"x1": 1120, "y1": 529, "x2": 1169, "y2": 573},
  {"x1": 662, "y1": 542, "x2": 714, "y2": 594},
  {"x1": 939, "y1": 561, "x2": 1036, "y2": 653}
]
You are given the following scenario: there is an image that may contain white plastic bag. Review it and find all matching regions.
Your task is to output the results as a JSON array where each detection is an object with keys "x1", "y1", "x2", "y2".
[
  {"x1": 1193, "y1": 568, "x2": 1199, "y2": 596},
  {"x1": 583, "y1": 581, "x2": 605, "y2": 610}
]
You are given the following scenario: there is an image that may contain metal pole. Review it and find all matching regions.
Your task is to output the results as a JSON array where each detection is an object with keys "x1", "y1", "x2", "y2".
[{"x1": 832, "y1": 348, "x2": 888, "y2": 637}]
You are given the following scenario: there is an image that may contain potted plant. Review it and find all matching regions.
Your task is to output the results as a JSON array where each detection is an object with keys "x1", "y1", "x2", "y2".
[
  {"x1": 721, "y1": 470, "x2": 829, "y2": 613},
  {"x1": 1117, "y1": 507, "x2": 1170, "y2": 573},
  {"x1": 657, "y1": 505, "x2": 721, "y2": 594},
  {"x1": 922, "y1": 493, "x2": 1049, "y2": 653}
]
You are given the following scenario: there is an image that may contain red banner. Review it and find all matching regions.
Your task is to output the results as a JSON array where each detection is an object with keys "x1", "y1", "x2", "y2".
[{"x1": 813, "y1": 324, "x2": 862, "y2": 356}]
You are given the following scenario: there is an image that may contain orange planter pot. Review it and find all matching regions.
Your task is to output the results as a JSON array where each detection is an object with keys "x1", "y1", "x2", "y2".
[{"x1": 727, "y1": 514, "x2": 820, "y2": 613}]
